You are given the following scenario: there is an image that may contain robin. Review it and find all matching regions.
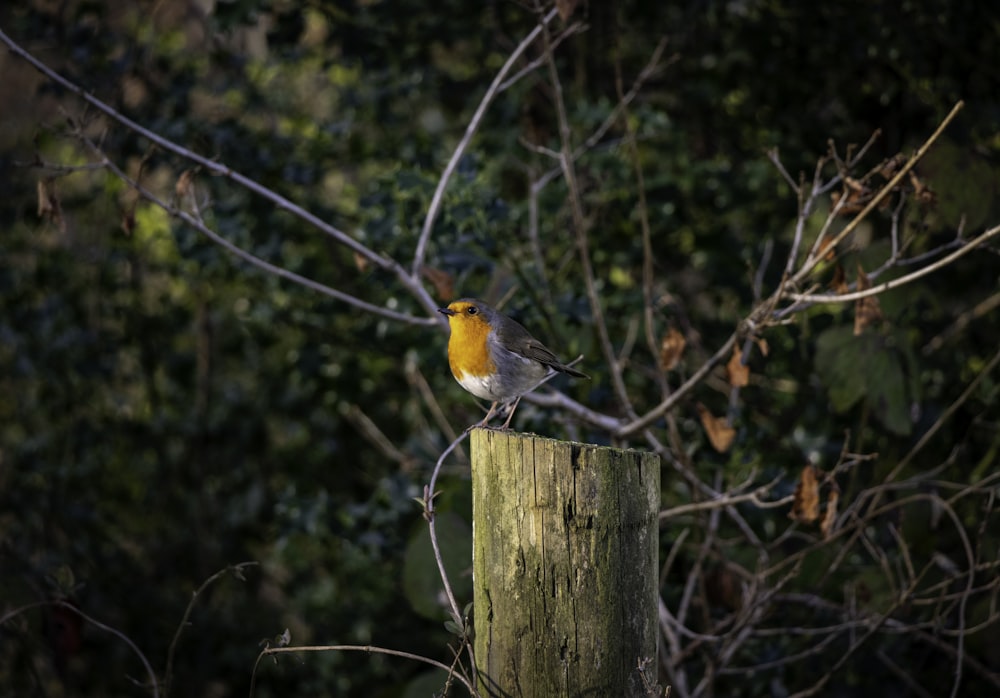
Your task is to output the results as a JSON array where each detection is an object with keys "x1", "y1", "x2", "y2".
[{"x1": 438, "y1": 298, "x2": 589, "y2": 428}]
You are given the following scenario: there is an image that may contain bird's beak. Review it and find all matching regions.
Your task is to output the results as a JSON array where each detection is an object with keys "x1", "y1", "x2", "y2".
[{"x1": 437, "y1": 307, "x2": 456, "y2": 317}]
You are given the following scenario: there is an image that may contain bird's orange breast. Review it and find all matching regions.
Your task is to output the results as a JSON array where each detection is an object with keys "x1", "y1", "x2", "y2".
[{"x1": 447, "y1": 316, "x2": 496, "y2": 382}]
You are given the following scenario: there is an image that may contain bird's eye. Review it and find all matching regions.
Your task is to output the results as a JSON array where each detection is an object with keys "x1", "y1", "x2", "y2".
[{"x1": 466, "y1": 306, "x2": 478, "y2": 315}]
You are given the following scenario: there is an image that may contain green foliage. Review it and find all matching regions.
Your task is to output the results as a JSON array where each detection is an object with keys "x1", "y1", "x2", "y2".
[
  {"x1": 403, "y1": 513, "x2": 472, "y2": 621},
  {"x1": 815, "y1": 325, "x2": 917, "y2": 435},
  {"x1": 2, "y1": 0, "x2": 999, "y2": 696}
]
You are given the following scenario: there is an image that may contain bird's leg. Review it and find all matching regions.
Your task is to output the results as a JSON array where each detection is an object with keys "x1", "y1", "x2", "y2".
[
  {"x1": 499, "y1": 396, "x2": 523, "y2": 430},
  {"x1": 478, "y1": 400, "x2": 501, "y2": 427}
]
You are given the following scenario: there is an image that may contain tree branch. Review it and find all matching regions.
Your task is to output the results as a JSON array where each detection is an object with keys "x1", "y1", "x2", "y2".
[{"x1": 411, "y1": 7, "x2": 559, "y2": 277}]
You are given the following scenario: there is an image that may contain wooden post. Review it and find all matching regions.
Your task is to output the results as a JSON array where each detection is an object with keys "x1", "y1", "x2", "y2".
[{"x1": 470, "y1": 429, "x2": 660, "y2": 697}]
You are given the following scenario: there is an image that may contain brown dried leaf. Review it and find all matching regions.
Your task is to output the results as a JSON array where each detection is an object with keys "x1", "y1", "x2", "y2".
[
  {"x1": 705, "y1": 564, "x2": 743, "y2": 611},
  {"x1": 176, "y1": 168, "x2": 197, "y2": 200},
  {"x1": 38, "y1": 179, "x2": 62, "y2": 222},
  {"x1": 854, "y1": 264, "x2": 883, "y2": 335},
  {"x1": 421, "y1": 266, "x2": 454, "y2": 301},
  {"x1": 844, "y1": 176, "x2": 866, "y2": 193},
  {"x1": 556, "y1": 0, "x2": 580, "y2": 21},
  {"x1": 754, "y1": 336, "x2": 769, "y2": 357},
  {"x1": 121, "y1": 210, "x2": 136, "y2": 237},
  {"x1": 878, "y1": 153, "x2": 907, "y2": 180},
  {"x1": 908, "y1": 170, "x2": 937, "y2": 206},
  {"x1": 726, "y1": 345, "x2": 750, "y2": 388},
  {"x1": 789, "y1": 464, "x2": 820, "y2": 524},
  {"x1": 36, "y1": 179, "x2": 65, "y2": 231},
  {"x1": 830, "y1": 263, "x2": 849, "y2": 294},
  {"x1": 816, "y1": 234, "x2": 838, "y2": 261},
  {"x1": 697, "y1": 404, "x2": 736, "y2": 453},
  {"x1": 37, "y1": 179, "x2": 54, "y2": 217},
  {"x1": 820, "y1": 487, "x2": 840, "y2": 539},
  {"x1": 353, "y1": 252, "x2": 370, "y2": 273},
  {"x1": 831, "y1": 176, "x2": 872, "y2": 216},
  {"x1": 659, "y1": 326, "x2": 687, "y2": 371}
]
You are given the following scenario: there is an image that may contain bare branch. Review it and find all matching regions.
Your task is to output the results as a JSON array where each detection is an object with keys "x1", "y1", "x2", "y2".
[
  {"x1": 784, "y1": 224, "x2": 1000, "y2": 305},
  {"x1": 616, "y1": 333, "x2": 739, "y2": 437},
  {"x1": 659, "y1": 476, "x2": 791, "y2": 521},
  {"x1": 923, "y1": 290, "x2": 1000, "y2": 354},
  {"x1": 421, "y1": 427, "x2": 478, "y2": 686},
  {"x1": 65, "y1": 129, "x2": 434, "y2": 324},
  {"x1": 0, "y1": 28, "x2": 391, "y2": 273},
  {"x1": 166, "y1": 563, "x2": 259, "y2": 697},
  {"x1": 2, "y1": 600, "x2": 160, "y2": 698},
  {"x1": 251, "y1": 643, "x2": 476, "y2": 696},
  {"x1": 411, "y1": 7, "x2": 559, "y2": 277},
  {"x1": 791, "y1": 101, "x2": 965, "y2": 284},
  {"x1": 535, "y1": 0, "x2": 637, "y2": 419}
]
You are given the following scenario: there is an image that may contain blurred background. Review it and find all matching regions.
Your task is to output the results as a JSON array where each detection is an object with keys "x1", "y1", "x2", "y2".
[{"x1": 2, "y1": 1, "x2": 999, "y2": 696}]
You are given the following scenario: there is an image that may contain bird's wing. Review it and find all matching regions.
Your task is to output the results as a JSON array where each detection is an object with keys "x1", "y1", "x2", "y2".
[{"x1": 495, "y1": 317, "x2": 589, "y2": 378}]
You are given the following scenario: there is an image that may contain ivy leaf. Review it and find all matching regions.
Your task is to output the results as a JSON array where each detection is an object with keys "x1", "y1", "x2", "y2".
[
  {"x1": 402, "y1": 512, "x2": 472, "y2": 620},
  {"x1": 815, "y1": 325, "x2": 914, "y2": 435},
  {"x1": 815, "y1": 326, "x2": 869, "y2": 412}
]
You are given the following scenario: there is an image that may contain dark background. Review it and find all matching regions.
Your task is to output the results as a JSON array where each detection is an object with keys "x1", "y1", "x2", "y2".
[{"x1": 2, "y1": 1, "x2": 999, "y2": 696}]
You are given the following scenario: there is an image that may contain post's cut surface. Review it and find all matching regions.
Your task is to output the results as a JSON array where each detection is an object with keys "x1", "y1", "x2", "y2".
[{"x1": 471, "y1": 428, "x2": 660, "y2": 697}]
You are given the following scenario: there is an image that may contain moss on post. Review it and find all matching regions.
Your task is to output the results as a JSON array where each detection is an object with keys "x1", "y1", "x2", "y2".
[{"x1": 471, "y1": 428, "x2": 660, "y2": 697}]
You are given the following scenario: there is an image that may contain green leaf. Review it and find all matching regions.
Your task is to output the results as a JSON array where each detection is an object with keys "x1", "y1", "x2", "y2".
[
  {"x1": 402, "y1": 512, "x2": 472, "y2": 620},
  {"x1": 814, "y1": 325, "x2": 913, "y2": 435},
  {"x1": 867, "y1": 344, "x2": 911, "y2": 436},
  {"x1": 815, "y1": 326, "x2": 869, "y2": 412},
  {"x1": 402, "y1": 669, "x2": 454, "y2": 698}
]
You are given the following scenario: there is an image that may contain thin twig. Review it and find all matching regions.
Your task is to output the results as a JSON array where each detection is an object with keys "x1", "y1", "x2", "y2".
[
  {"x1": 616, "y1": 332, "x2": 739, "y2": 437},
  {"x1": 250, "y1": 643, "x2": 475, "y2": 696},
  {"x1": 2, "y1": 600, "x2": 160, "y2": 698},
  {"x1": 882, "y1": 344, "x2": 1000, "y2": 487},
  {"x1": 0, "y1": 30, "x2": 384, "y2": 271},
  {"x1": 923, "y1": 290, "x2": 1000, "y2": 354},
  {"x1": 787, "y1": 564, "x2": 933, "y2": 697},
  {"x1": 423, "y1": 427, "x2": 478, "y2": 691},
  {"x1": 784, "y1": 224, "x2": 1000, "y2": 305},
  {"x1": 74, "y1": 134, "x2": 435, "y2": 326},
  {"x1": 614, "y1": 37, "x2": 672, "y2": 400},
  {"x1": 496, "y1": 21, "x2": 587, "y2": 92},
  {"x1": 342, "y1": 405, "x2": 413, "y2": 467},
  {"x1": 791, "y1": 101, "x2": 965, "y2": 284},
  {"x1": 165, "y1": 563, "x2": 258, "y2": 697},
  {"x1": 411, "y1": 8, "x2": 559, "y2": 277},
  {"x1": 534, "y1": 0, "x2": 637, "y2": 421},
  {"x1": 659, "y1": 476, "x2": 790, "y2": 521},
  {"x1": 781, "y1": 155, "x2": 826, "y2": 275},
  {"x1": 404, "y1": 354, "x2": 468, "y2": 459},
  {"x1": 0, "y1": 27, "x2": 445, "y2": 321},
  {"x1": 765, "y1": 147, "x2": 800, "y2": 195}
]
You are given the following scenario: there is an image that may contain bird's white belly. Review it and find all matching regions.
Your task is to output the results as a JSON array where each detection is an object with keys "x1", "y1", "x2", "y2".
[
  {"x1": 456, "y1": 371, "x2": 504, "y2": 401},
  {"x1": 455, "y1": 351, "x2": 549, "y2": 402}
]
